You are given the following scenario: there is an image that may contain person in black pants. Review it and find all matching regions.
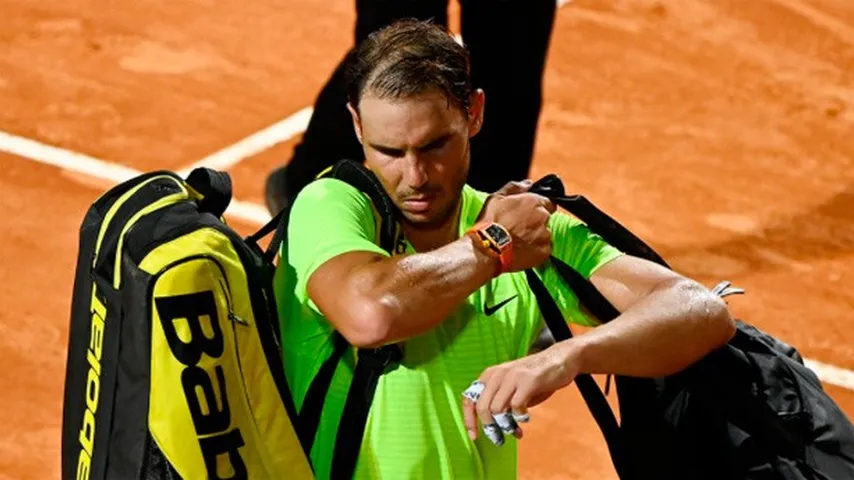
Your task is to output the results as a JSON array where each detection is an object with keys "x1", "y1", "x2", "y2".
[{"x1": 265, "y1": 0, "x2": 557, "y2": 214}]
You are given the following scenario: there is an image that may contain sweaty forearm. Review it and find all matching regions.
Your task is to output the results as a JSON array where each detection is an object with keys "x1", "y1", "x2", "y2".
[
  {"x1": 349, "y1": 235, "x2": 496, "y2": 346},
  {"x1": 567, "y1": 279, "x2": 736, "y2": 378}
]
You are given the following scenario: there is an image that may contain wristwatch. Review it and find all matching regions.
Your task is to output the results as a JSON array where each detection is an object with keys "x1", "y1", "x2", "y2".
[{"x1": 467, "y1": 221, "x2": 513, "y2": 276}]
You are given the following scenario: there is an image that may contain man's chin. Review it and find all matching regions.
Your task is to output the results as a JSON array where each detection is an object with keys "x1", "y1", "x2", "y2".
[
  {"x1": 401, "y1": 210, "x2": 437, "y2": 225},
  {"x1": 400, "y1": 209, "x2": 449, "y2": 230},
  {"x1": 397, "y1": 195, "x2": 460, "y2": 230}
]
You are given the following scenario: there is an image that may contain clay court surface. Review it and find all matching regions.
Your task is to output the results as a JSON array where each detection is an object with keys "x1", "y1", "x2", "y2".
[{"x1": 2, "y1": 0, "x2": 854, "y2": 478}]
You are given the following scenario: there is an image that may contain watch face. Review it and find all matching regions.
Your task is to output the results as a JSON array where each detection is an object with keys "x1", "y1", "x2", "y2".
[{"x1": 485, "y1": 224, "x2": 511, "y2": 247}]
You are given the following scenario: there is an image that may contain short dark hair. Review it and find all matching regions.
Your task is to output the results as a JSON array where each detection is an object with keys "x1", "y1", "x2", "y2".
[{"x1": 344, "y1": 19, "x2": 473, "y2": 114}]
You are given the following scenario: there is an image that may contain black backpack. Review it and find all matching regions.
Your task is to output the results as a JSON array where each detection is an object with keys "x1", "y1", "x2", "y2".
[
  {"x1": 526, "y1": 173, "x2": 854, "y2": 480},
  {"x1": 286, "y1": 159, "x2": 854, "y2": 480}
]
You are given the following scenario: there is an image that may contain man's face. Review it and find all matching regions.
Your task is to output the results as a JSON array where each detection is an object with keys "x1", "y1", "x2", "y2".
[{"x1": 349, "y1": 88, "x2": 485, "y2": 230}]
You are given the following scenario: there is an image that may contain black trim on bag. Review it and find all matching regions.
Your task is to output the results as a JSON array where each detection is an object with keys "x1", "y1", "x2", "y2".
[
  {"x1": 62, "y1": 173, "x2": 180, "y2": 480},
  {"x1": 94, "y1": 175, "x2": 185, "y2": 287},
  {"x1": 90, "y1": 171, "x2": 176, "y2": 217},
  {"x1": 106, "y1": 259, "x2": 155, "y2": 479},
  {"x1": 62, "y1": 207, "x2": 105, "y2": 480}
]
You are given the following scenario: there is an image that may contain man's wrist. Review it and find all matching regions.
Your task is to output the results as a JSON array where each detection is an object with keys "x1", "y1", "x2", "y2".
[
  {"x1": 464, "y1": 232, "x2": 502, "y2": 278},
  {"x1": 557, "y1": 336, "x2": 589, "y2": 375},
  {"x1": 466, "y1": 221, "x2": 513, "y2": 275}
]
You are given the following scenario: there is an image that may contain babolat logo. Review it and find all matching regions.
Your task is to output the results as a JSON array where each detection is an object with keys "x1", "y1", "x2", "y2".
[
  {"x1": 76, "y1": 288, "x2": 106, "y2": 479},
  {"x1": 155, "y1": 291, "x2": 247, "y2": 480}
]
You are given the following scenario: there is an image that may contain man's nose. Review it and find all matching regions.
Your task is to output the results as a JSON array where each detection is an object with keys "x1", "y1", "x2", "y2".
[{"x1": 405, "y1": 154, "x2": 429, "y2": 189}]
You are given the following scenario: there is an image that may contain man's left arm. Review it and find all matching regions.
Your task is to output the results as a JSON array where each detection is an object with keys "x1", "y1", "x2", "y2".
[
  {"x1": 537, "y1": 211, "x2": 736, "y2": 376},
  {"x1": 567, "y1": 254, "x2": 736, "y2": 378},
  {"x1": 462, "y1": 217, "x2": 736, "y2": 441}
]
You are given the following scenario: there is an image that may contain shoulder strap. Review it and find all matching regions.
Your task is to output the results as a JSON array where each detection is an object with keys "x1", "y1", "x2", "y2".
[
  {"x1": 530, "y1": 174, "x2": 669, "y2": 268},
  {"x1": 290, "y1": 160, "x2": 404, "y2": 478},
  {"x1": 250, "y1": 158, "x2": 402, "y2": 266},
  {"x1": 331, "y1": 345, "x2": 403, "y2": 478},
  {"x1": 522, "y1": 174, "x2": 674, "y2": 480},
  {"x1": 324, "y1": 159, "x2": 400, "y2": 251},
  {"x1": 524, "y1": 268, "x2": 633, "y2": 478}
]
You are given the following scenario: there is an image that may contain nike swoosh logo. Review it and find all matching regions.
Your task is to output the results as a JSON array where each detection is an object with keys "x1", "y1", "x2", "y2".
[{"x1": 484, "y1": 295, "x2": 518, "y2": 316}]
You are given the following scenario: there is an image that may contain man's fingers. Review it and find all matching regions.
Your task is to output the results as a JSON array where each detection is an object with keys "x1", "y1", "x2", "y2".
[
  {"x1": 512, "y1": 407, "x2": 531, "y2": 424},
  {"x1": 482, "y1": 423, "x2": 505, "y2": 446},
  {"x1": 474, "y1": 376, "x2": 508, "y2": 446},
  {"x1": 462, "y1": 380, "x2": 485, "y2": 403},
  {"x1": 462, "y1": 373, "x2": 532, "y2": 447},
  {"x1": 461, "y1": 379, "x2": 486, "y2": 440},
  {"x1": 496, "y1": 179, "x2": 533, "y2": 196},
  {"x1": 534, "y1": 195, "x2": 557, "y2": 214},
  {"x1": 492, "y1": 412, "x2": 519, "y2": 436},
  {"x1": 476, "y1": 389, "x2": 499, "y2": 427},
  {"x1": 462, "y1": 398, "x2": 478, "y2": 440},
  {"x1": 490, "y1": 377, "x2": 516, "y2": 413}
]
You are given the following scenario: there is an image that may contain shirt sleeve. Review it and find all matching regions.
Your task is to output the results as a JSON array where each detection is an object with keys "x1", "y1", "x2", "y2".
[
  {"x1": 536, "y1": 211, "x2": 624, "y2": 326},
  {"x1": 284, "y1": 178, "x2": 390, "y2": 313}
]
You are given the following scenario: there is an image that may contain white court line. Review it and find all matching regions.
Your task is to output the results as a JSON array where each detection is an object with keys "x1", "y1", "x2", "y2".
[
  {"x1": 2, "y1": 129, "x2": 854, "y2": 393},
  {"x1": 0, "y1": 130, "x2": 273, "y2": 225},
  {"x1": 806, "y1": 359, "x2": 854, "y2": 392},
  {"x1": 176, "y1": 106, "x2": 314, "y2": 177}
]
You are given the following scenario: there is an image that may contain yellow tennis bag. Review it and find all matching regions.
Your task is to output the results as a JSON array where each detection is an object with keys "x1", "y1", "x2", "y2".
[{"x1": 61, "y1": 168, "x2": 313, "y2": 479}]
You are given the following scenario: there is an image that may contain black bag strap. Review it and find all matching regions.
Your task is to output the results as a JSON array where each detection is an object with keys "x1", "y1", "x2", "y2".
[
  {"x1": 185, "y1": 165, "x2": 289, "y2": 265},
  {"x1": 185, "y1": 167, "x2": 232, "y2": 218},
  {"x1": 331, "y1": 346, "x2": 403, "y2": 479},
  {"x1": 522, "y1": 174, "x2": 674, "y2": 480},
  {"x1": 248, "y1": 205, "x2": 289, "y2": 264},
  {"x1": 530, "y1": 174, "x2": 669, "y2": 269},
  {"x1": 288, "y1": 160, "x2": 404, "y2": 477},
  {"x1": 296, "y1": 334, "x2": 349, "y2": 455},
  {"x1": 524, "y1": 268, "x2": 633, "y2": 478},
  {"x1": 324, "y1": 159, "x2": 400, "y2": 252},
  {"x1": 255, "y1": 159, "x2": 401, "y2": 265}
]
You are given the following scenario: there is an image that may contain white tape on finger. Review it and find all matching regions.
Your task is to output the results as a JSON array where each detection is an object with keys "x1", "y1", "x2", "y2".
[
  {"x1": 493, "y1": 412, "x2": 518, "y2": 434},
  {"x1": 512, "y1": 412, "x2": 530, "y2": 423},
  {"x1": 482, "y1": 423, "x2": 505, "y2": 446},
  {"x1": 462, "y1": 381, "x2": 485, "y2": 402}
]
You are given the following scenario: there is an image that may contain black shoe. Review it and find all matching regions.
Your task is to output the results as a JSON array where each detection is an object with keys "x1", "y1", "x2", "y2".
[{"x1": 265, "y1": 165, "x2": 289, "y2": 216}]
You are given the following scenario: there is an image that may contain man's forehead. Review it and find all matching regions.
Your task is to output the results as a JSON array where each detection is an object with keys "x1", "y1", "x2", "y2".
[{"x1": 358, "y1": 93, "x2": 465, "y2": 148}]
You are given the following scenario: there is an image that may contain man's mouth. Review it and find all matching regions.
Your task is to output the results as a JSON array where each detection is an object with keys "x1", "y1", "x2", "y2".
[{"x1": 402, "y1": 194, "x2": 437, "y2": 213}]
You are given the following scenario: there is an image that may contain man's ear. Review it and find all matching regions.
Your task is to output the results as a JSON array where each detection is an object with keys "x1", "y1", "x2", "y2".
[
  {"x1": 347, "y1": 102, "x2": 364, "y2": 144},
  {"x1": 468, "y1": 89, "x2": 486, "y2": 137}
]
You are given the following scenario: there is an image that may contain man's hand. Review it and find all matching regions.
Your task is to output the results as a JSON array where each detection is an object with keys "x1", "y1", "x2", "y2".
[
  {"x1": 461, "y1": 341, "x2": 581, "y2": 445},
  {"x1": 478, "y1": 180, "x2": 556, "y2": 273}
]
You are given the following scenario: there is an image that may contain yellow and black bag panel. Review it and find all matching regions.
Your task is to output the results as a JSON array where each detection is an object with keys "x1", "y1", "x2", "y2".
[
  {"x1": 62, "y1": 171, "x2": 184, "y2": 480},
  {"x1": 61, "y1": 169, "x2": 313, "y2": 480}
]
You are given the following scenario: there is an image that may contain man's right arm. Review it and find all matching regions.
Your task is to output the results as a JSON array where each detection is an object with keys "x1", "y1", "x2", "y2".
[
  {"x1": 308, "y1": 237, "x2": 498, "y2": 348},
  {"x1": 295, "y1": 179, "x2": 553, "y2": 348}
]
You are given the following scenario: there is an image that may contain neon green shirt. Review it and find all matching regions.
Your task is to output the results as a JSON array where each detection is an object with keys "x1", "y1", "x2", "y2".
[{"x1": 275, "y1": 178, "x2": 623, "y2": 480}]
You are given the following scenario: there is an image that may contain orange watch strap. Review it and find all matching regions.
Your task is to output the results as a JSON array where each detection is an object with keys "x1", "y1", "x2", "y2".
[
  {"x1": 466, "y1": 228, "x2": 501, "y2": 277},
  {"x1": 467, "y1": 221, "x2": 513, "y2": 276}
]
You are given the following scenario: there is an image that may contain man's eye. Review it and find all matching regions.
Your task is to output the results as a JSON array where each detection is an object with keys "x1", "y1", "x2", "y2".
[
  {"x1": 422, "y1": 138, "x2": 448, "y2": 152},
  {"x1": 377, "y1": 147, "x2": 405, "y2": 157}
]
